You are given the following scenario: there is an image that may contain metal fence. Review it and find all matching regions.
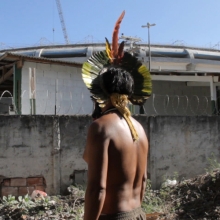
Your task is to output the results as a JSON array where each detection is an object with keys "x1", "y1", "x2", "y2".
[{"x1": 0, "y1": 90, "x2": 219, "y2": 116}]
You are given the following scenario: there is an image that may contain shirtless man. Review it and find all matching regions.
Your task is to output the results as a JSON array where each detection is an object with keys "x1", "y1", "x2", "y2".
[{"x1": 83, "y1": 67, "x2": 148, "y2": 220}]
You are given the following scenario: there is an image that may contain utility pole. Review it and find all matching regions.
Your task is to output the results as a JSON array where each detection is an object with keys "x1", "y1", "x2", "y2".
[{"x1": 141, "y1": 23, "x2": 156, "y2": 71}]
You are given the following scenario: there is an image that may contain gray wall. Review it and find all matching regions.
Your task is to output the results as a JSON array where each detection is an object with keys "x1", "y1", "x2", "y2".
[
  {"x1": 0, "y1": 115, "x2": 219, "y2": 194},
  {"x1": 0, "y1": 115, "x2": 91, "y2": 195},
  {"x1": 0, "y1": 98, "x2": 13, "y2": 114},
  {"x1": 144, "y1": 81, "x2": 212, "y2": 116},
  {"x1": 148, "y1": 116, "x2": 220, "y2": 188}
]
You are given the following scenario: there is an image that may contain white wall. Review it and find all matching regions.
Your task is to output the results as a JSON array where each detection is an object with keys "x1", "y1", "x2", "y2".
[
  {"x1": 20, "y1": 61, "x2": 213, "y2": 116},
  {"x1": 21, "y1": 62, "x2": 93, "y2": 115}
]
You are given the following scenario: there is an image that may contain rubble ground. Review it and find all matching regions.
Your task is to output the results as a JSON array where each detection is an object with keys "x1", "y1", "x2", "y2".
[
  {"x1": 143, "y1": 169, "x2": 220, "y2": 220},
  {"x1": 1, "y1": 169, "x2": 220, "y2": 220}
]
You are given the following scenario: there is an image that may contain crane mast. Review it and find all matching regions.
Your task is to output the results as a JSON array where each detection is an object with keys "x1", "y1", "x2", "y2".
[{"x1": 55, "y1": 0, "x2": 69, "y2": 44}]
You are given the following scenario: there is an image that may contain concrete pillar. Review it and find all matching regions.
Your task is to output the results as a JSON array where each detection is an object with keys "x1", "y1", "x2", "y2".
[
  {"x1": 29, "y1": 68, "x2": 36, "y2": 115},
  {"x1": 51, "y1": 117, "x2": 61, "y2": 195}
]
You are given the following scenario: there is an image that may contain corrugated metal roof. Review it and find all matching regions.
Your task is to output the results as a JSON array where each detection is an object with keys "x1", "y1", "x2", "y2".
[
  {"x1": 0, "y1": 52, "x2": 83, "y2": 93},
  {"x1": 0, "y1": 52, "x2": 82, "y2": 67}
]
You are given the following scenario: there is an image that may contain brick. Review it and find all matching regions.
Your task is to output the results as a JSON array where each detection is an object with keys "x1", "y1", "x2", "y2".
[
  {"x1": 18, "y1": 187, "x2": 35, "y2": 196},
  {"x1": 1, "y1": 187, "x2": 18, "y2": 197},
  {"x1": 35, "y1": 186, "x2": 46, "y2": 192},
  {"x1": 2, "y1": 179, "x2": 10, "y2": 186},
  {"x1": 10, "y1": 178, "x2": 26, "y2": 187},
  {"x1": 27, "y1": 177, "x2": 44, "y2": 186}
]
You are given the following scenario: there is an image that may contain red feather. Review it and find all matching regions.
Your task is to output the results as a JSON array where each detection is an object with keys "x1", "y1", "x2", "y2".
[{"x1": 111, "y1": 11, "x2": 125, "y2": 63}]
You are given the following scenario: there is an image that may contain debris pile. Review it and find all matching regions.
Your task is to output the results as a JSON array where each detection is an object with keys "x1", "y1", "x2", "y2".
[{"x1": 158, "y1": 169, "x2": 220, "y2": 219}]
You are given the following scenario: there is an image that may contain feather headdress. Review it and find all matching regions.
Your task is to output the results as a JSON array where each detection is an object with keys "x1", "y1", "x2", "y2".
[
  {"x1": 82, "y1": 11, "x2": 152, "y2": 141},
  {"x1": 82, "y1": 11, "x2": 152, "y2": 111}
]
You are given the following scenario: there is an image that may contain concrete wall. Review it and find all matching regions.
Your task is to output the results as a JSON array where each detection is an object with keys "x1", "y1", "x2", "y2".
[
  {"x1": 148, "y1": 116, "x2": 220, "y2": 188},
  {"x1": 144, "y1": 81, "x2": 212, "y2": 116},
  {"x1": 21, "y1": 62, "x2": 93, "y2": 115},
  {"x1": 0, "y1": 116, "x2": 56, "y2": 195},
  {"x1": 0, "y1": 115, "x2": 93, "y2": 195},
  {"x1": 0, "y1": 115, "x2": 219, "y2": 194}
]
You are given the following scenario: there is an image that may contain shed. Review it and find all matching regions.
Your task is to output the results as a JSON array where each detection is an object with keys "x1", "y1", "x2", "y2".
[{"x1": 0, "y1": 52, "x2": 92, "y2": 115}]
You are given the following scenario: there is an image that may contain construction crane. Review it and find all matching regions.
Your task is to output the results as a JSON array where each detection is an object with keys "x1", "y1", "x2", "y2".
[{"x1": 55, "y1": 0, "x2": 69, "y2": 44}]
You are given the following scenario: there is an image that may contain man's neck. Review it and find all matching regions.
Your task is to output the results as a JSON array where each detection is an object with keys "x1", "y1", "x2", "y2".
[{"x1": 101, "y1": 102, "x2": 114, "y2": 114}]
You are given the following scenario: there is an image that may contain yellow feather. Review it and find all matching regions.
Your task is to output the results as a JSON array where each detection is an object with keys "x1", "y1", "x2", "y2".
[{"x1": 105, "y1": 38, "x2": 112, "y2": 61}]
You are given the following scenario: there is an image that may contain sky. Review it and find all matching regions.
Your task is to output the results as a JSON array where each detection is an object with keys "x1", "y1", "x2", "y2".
[{"x1": 1, "y1": 0, "x2": 220, "y2": 50}]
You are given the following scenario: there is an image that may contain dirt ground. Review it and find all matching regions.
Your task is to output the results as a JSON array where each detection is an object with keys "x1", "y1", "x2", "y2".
[{"x1": 0, "y1": 169, "x2": 220, "y2": 220}]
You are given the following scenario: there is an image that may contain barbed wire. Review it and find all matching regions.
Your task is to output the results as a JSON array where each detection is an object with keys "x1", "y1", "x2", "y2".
[
  {"x1": 0, "y1": 90, "x2": 219, "y2": 116},
  {"x1": 145, "y1": 94, "x2": 220, "y2": 116}
]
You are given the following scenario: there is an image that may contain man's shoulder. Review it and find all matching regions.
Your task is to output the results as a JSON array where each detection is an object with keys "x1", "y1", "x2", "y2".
[
  {"x1": 130, "y1": 117, "x2": 148, "y2": 140},
  {"x1": 130, "y1": 117, "x2": 143, "y2": 130},
  {"x1": 89, "y1": 114, "x2": 121, "y2": 136},
  {"x1": 88, "y1": 116, "x2": 111, "y2": 133}
]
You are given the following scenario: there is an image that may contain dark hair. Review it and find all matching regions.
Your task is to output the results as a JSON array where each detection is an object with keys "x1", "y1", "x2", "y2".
[
  {"x1": 91, "y1": 66, "x2": 134, "y2": 120},
  {"x1": 101, "y1": 66, "x2": 134, "y2": 96}
]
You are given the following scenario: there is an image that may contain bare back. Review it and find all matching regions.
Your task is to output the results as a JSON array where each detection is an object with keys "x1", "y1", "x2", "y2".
[{"x1": 83, "y1": 110, "x2": 148, "y2": 215}]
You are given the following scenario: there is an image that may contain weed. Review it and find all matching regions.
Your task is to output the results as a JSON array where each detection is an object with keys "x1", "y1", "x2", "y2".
[
  {"x1": 206, "y1": 153, "x2": 220, "y2": 173},
  {"x1": 142, "y1": 179, "x2": 164, "y2": 213},
  {"x1": 205, "y1": 153, "x2": 220, "y2": 182},
  {"x1": 2, "y1": 195, "x2": 18, "y2": 206}
]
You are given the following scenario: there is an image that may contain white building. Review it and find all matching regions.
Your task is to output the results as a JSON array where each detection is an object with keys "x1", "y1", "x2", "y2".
[{"x1": 0, "y1": 52, "x2": 92, "y2": 115}]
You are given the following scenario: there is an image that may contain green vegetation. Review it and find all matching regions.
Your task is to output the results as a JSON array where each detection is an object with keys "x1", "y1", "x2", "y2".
[
  {"x1": 1, "y1": 158, "x2": 220, "y2": 219},
  {"x1": 205, "y1": 153, "x2": 220, "y2": 173},
  {"x1": 0, "y1": 186, "x2": 85, "y2": 220}
]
